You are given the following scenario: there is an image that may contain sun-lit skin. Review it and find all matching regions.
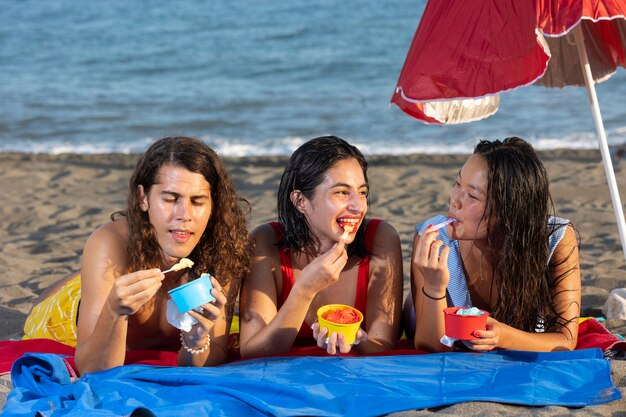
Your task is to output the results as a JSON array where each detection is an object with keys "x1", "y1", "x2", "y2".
[
  {"x1": 75, "y1": 164, "x2": 230, "y2": 374},
  {"x1": 61, "y1": 136, "x2": 254, "y2": 375},
  {"x1": 446, "y1": 154, "x2": 489, "y2": 246},
  {"x1": 240, "y1": 155, "x2": 403, "y2": 358},
  {"x1": 300, "y1": 158, "x2": 368, "y2": 253},
  {"x1": 138, "y1": 165, "x2": 213, "y2": 268},
  {"x1": 411, "y1": 150, "x2": 580, "y2": 353},
  {"x1": 410, "y1": 154, "x2": 495, "y2": 352}
]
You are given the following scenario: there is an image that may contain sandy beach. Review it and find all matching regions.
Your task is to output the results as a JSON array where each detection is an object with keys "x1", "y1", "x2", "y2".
[{"x1": 1, "y1": 149, "x2": 625, "y2": 415}]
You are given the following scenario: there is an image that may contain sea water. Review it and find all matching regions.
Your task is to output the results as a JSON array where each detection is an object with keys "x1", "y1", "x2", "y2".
[{"x1": 1, "y1": 0, "x2": 625, "y2": 156}]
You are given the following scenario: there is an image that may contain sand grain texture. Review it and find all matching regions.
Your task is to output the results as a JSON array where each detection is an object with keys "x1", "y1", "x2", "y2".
[{"x1": 1, "y1": 150, "x2": 625, "y2": 415}]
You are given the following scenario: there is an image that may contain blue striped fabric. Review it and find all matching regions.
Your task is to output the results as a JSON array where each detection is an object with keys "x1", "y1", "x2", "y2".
[{"x1": 416, "y1": 215, "x2": 570, "y2": 308}]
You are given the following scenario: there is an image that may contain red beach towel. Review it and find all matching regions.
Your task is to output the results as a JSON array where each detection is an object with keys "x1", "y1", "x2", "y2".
[{"x1": 1, "y1": 318, "x2": 623, "y2": 375}]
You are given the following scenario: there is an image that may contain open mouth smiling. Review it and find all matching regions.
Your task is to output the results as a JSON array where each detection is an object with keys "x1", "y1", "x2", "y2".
[{"x1": 337, "y1": 217, "x2": 359, "y2": 231}]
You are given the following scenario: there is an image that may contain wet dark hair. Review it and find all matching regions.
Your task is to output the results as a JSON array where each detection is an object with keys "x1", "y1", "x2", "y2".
[
  {"x1": 475, "y1": 137, "x2": 578, "y2": 333},
  {"x1": 113, "y1": 136, "x2": 251, "y2": 319},
  {"x1": 277, "y1": 135, "x2": 370, "y2": 258}
]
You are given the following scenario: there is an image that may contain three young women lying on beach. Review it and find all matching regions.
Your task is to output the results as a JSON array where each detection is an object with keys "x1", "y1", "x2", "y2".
[
  {"x1": 24, "y1": 134, "x2": 581, "y2": 371},
  {"x1": 24, "y1": 136, "x2": 251, "y2": 373}
]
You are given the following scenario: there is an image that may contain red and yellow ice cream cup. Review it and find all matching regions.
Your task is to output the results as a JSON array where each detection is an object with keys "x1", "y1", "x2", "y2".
[{"x1": 316, "y1": 304, "x2": 364, "y2": 345}]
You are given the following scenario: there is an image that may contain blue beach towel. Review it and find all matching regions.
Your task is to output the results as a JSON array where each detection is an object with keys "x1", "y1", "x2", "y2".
[{"x1": 3, "y1": 349, "x2": 620, "y2": 417}]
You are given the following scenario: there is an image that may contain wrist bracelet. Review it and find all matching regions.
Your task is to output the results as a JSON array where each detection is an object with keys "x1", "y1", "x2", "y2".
[
  {"x1": 422, "y1": 286, "x2": 446, "y2": 301},
  {"x1": 180, "y1": 331, "x2": 211, "y2": 354}
]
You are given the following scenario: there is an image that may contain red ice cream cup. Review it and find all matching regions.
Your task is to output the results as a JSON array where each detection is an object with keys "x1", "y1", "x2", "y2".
[{"x1": 443, "y1": 307, "x2": 489, "y2": 340}]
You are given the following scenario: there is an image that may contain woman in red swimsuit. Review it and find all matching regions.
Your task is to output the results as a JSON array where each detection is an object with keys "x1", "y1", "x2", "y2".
[{"x1": 239, "y1": 136, "x2": 403, "y2": 357}]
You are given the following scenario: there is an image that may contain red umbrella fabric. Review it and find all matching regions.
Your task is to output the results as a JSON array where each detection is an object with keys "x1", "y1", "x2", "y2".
[
  {"x1": 391, "y1": 0, "x2": 626, "y2": 261},
  {"x1": 391, "y1": 0, "x2": 626, "y2": 122},
  {"x1": 537, "y1": 0, "x2": 626, "y2": 87}
]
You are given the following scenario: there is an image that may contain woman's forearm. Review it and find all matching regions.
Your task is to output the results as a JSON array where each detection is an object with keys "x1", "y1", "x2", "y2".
[
  {"x1": 75, "y1": 307, "x2": 129, "y2": 374},
  {"x1": 413, "y1": 292, "x2": 450, "y2": 353},
  {"x1": 240, "y1": 285, "x2": 315, "y2": 357},
  {"x1": 498, "y1": 322, "x2": 577, "y2": 351},
  {"x1": 354, "y1": 331, "x2": 396, "y2": 354}
]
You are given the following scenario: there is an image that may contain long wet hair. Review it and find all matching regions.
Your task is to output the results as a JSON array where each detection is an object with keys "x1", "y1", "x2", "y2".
[
  {"x1": 113, "y1": 136, "x2": 251, "y2": 316},
  {"x1": 475, "y1": 137, "x2": 578, "y2": 333},
  {"x1": 277, "y1": 135, "x2": 370, "y2": 258}
]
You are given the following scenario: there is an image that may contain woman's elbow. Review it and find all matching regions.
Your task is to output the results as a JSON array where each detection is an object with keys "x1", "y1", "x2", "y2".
[
  {"x1": 549, "y1": 333, "x2": 577, "y2": 352},
  {"x1": 563, "y1": 335, "x2": 578, "y2": 351},
  {"x1": 414, "y1": 337, "x2": 448, "y2": 353}
]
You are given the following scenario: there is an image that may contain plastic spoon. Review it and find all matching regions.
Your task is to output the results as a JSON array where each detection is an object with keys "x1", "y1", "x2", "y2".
[
  {"x1": 341, "y1": 225, "x2": 354, "y2": 242},
  {"x1": 162, "y1": 258, "x2": 194, "y2": 274},
  {"x1": 430, "y1": 218, "x2": 455, "y2": 231}
]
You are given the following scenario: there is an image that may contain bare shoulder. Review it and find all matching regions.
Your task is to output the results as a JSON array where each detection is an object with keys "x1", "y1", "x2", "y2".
[
  {"x1": 244, "y1": 223, "x2": 281, "y2": 292},
  {"x1": 368, "y1": 220, "x2": 401, "y2": 254},
  {"x1": 82, "y1": 218, "x2": 130, "y2": 274},
  {"x1": 87, "y1": 218, "x2": 128, "y2": 245},
  {"x1": 370, "y1": 220, "x2": 400, "y2": 236},
  {"x1": 250, "y1": 223, "x2": 280, "y2": 256}
]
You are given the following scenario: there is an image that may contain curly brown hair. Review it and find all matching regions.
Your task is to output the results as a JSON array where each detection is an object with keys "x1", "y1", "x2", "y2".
[
  {"x1": 475, "y1": 137, "x2": 579, "y2": 333},
  {"x1": 113, "y1": 136, "x2": 251, "y2": 319}
]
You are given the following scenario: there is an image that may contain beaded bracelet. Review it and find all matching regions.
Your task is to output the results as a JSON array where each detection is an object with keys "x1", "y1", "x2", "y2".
[
  {"x1": 180, "y1": 331, "x2": 211, "y2": 354},
  {"x1": 421, "y1": 286, "x2": 446, "y2": 301}
]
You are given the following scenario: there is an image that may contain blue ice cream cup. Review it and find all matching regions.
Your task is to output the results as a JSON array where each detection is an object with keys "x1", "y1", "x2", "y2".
[{"x1": 168, "y1": 273, "x2": 215, "y2": 314}]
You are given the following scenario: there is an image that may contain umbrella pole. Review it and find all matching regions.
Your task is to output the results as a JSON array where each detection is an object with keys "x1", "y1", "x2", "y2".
[{"x1": 573, "y1": 24, "x2": 626, "y2": 264}]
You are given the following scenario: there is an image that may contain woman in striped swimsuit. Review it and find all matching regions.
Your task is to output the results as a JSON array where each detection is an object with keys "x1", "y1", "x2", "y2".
[{"x1": 408, "y1": 137, "x2": 581, "y2": 353}]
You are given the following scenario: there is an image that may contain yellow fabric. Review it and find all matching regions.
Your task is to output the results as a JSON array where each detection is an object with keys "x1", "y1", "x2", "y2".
[
  {"x1": 230, "y1": 314, "x2": 239, "y2": 334},
  {"x1": 22, "y1": 273, "x2": 241, "y2": 348},
  {"x1": 23, "y1": 274, "x2": 81, "y2": 347}
]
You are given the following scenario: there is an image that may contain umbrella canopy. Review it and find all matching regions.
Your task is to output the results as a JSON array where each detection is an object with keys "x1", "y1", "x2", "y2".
[{"x1": 391, "y1": 0, "x2": 626, "y2": 262}]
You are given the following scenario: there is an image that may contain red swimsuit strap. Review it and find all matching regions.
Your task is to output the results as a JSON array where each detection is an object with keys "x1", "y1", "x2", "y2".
[
  {"x1": 269, "y1": 222, "x2": 313, "y2": 341},
  {"x1": 354, "y1": 219, "x2": 382, "y2": 324},
  {"x1": 270, "y1": 220, "x2": 383, "y2": 340},
  {"x1": 268, "y1": 222, "x2": 294, "y2": 308}
]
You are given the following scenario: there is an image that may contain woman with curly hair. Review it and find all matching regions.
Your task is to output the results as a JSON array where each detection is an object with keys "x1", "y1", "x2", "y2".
[
  {"x1": 406, "y1": 137, "x2": 581, "y2": 352},
  {"x1": 24, "y1": 136, "x2": 251, "y2": 373}
]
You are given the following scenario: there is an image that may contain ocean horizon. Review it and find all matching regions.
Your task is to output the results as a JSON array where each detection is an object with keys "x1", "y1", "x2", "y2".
[{"x1": 2, "y1": 0, "x2": 625, "y2": 156}]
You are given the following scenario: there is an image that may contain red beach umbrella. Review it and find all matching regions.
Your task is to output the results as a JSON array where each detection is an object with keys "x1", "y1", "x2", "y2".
[{"x1": 391, "y1": 0, "x2": 626, "y2": 262}]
